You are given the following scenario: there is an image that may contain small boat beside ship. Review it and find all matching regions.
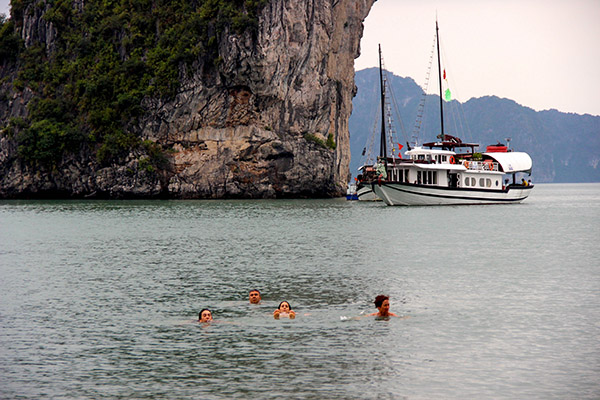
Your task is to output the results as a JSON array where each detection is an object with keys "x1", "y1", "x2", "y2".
[
  {"x1": 355, "y1": 165, "x2": 380, "y2": 201},
  {"x1": 346, "y1": 178, "x2": 379, "y2": 201},
  {"x1": 370, "y1": 20, "x2": 534, "y2": 206}
]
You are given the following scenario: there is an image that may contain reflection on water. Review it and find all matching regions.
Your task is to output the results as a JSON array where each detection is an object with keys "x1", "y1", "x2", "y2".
[{"x1": 1, "y1": 184, "x2": 599, "y2": 399}]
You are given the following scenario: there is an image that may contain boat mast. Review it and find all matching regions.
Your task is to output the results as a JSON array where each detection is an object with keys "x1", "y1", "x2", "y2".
[
  {"x1": 378, "y1": 44, "x2": 387, "y2": 160},
  {"x1": 436, "y1": 19, "x2": 445, "y2": 139}
]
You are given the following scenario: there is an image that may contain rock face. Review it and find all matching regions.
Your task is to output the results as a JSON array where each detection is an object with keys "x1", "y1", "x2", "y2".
[{"x1": 0, "y1": 0, "x2": 375, "y2": 199}]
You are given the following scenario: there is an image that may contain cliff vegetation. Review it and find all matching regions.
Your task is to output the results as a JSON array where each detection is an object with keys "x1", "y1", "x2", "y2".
[
  {"x1": 1, "y1": 0, "x2": 374, "y2": 199},
  {"x1": 1, "y1": 0, "x2": 267, "y2": 168}
]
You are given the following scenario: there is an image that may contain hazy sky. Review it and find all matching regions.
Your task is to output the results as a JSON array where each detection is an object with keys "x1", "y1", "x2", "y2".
[
  {"x1": 356, "y1": 0, "x2": 600, "y2": 116},
  {"x1": 2, "y1": 0, "x2": 599, "y2": 116}
]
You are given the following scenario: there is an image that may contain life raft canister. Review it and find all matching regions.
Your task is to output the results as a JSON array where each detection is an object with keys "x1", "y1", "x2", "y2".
[{"x1": 486, "y1": 144, "x2": 508, "y2": 152}]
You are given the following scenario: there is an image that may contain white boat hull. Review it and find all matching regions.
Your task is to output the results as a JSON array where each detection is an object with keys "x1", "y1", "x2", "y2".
[
  {"x1": 357, "y1": 184, "x2": 380, "y2": 201},
  {"x1": 372, "y1": 182, "x2": 533, "y2": 206}
]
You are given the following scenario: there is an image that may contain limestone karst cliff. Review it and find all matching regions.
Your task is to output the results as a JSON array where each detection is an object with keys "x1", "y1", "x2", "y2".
[{"x1": 0, "y1": 0, "x2": 375, "y2": 198}]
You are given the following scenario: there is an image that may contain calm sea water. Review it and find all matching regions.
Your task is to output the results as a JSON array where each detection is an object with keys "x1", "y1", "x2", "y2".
[{"x1": 1, "y1": 183, "x2": 599, "y2": 399}]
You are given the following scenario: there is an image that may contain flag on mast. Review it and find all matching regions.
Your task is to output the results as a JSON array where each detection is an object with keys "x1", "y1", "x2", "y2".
[{"x1": 443, "y1": 69, "x2": 450, "y2": 101}]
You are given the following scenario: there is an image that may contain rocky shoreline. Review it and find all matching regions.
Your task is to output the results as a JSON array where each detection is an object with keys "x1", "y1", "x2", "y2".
[{"x1": 0, "y1": 0, "x2": 375, "y2": 199}]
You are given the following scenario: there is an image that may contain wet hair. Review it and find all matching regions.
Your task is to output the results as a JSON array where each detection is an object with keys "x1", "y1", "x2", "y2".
[
  {"x1": 278, "y1": 301, "x2": 292, "y2": 311},
  {"x1": 374, "y1": 295, "x2": 389, "y2": 308},
  {"x1": 199, "y1": 308, "x2": 211, "y2": 320}
]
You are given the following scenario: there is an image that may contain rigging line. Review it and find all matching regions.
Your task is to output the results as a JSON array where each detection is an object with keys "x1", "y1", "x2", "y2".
[
  {"x1": 379, "y1": 52, "x2": 398, "y2": 158},
  {"x1": 368, "y1": 100, "x2": 380, "y2": 164},
  {"x1": 439, "y1": 42, "x2": 460, "y2": 139},
  {"x1": 412, "y1": 33, "x2": 436, "y2": 147},
  {"x1": 386, "y1": 70, "x2": 409, "y2": 147},
  {"x1": 439, "y1": 38, "x2": 474, "y2": 145},
  {"x1": 359, "y1": 95, "x2": 382, "y2": 167},
  {"x1": 381, "y1": 65, "x2": 396, "y2": 157}
]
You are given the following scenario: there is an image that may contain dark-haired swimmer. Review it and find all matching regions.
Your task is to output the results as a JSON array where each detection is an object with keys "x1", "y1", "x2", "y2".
[
  {"x1": 249, "y1": 289, "x2": 262, "y2": 304},
  {"x1": 273, "y1": 301, "x2": 296, "y2": 319},
  {"x1": 199, "y1": 309, "x2": 213, "y2": 323},
  {"x1": 368, "y1": 295, "x2": 398, "y2": 318}
]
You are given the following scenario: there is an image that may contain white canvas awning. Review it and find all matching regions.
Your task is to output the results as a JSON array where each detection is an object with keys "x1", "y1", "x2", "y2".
[{"x1": 484, "y1": 152, "x2": 533, "y2": 173}]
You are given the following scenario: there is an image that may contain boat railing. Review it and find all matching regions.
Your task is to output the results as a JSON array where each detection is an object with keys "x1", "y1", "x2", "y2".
[{"x1": 462, "y1": 160, "x2": 497, "y2": 172}]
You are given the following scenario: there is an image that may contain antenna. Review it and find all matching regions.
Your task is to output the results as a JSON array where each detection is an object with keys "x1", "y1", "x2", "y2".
[
  {"x1": 378, "y1": 44, "x2": 387, "y2": 160},
  {"x1": 436, "y1": 18, "x2": 445, "y2": 140}
]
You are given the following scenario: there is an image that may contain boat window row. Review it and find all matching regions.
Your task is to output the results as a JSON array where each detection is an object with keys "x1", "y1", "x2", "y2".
[
  {"x1": 411, "y1": 154, "x2": 449, "y2": 164},
  {"x1": 418, "y1": 170, "x2": 437, "y2": 185},
  {"x1": 463, "y1": 176, "x2": 500, "y2": 188},
  {"x1": 434, "y1": 155, "x2": 449, "y2": 163},
  {"x1": 390, "y1": 168, "x2": 409, "y2": 182}
]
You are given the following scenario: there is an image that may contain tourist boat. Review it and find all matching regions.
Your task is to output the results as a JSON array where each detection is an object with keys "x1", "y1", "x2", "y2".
[
  {"x1": 355, "y1": 165, "x2": 380, "y2": 201},
  {"x1": 346, "y1": 178, "x2": 378, "y2": 201},
  {"x1": 353, "y1": 45, "x2": 398, "y2": 202},
  {"x1": 356, "y1": 181, "x2": 379, "y2": 201},
  {"x1": 371, "y1": 21, "x2": 534, "y2": 206}
]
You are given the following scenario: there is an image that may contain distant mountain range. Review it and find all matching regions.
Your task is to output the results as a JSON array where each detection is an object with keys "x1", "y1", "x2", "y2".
[{"x1": 349, "y1": 68, "x2": 600, "y2": 183}]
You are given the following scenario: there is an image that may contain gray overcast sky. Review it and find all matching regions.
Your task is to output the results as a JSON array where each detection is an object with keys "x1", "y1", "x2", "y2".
[
  {"x1": 2, "y1": 0, "x2": 599, "y2": 116},
  {"x1": 356, "y1": 0, "x2": 600, "y2": 116}
]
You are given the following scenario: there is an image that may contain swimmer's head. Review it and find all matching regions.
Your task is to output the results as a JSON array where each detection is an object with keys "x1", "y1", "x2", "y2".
[
  {"x1": 278, "y1": 301, "x2": 291, "y2": 312},
  {"x1": 249, "y1": 289, "x2": 261, "y2": 304},
  {"x1": 374, "y1": 295, "x2": 389, "y2": 309},
  {"x1": 199, "y1": 309, "x2": 212, "y2": 322}
]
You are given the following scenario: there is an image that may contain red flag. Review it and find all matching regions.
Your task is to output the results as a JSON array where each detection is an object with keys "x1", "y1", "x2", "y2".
[
  {"x1": 398, "y1": 143, "x2": 403, "y2": 158},
  {"x1": 443, "y1": 69, "x2": 446, "y2": 80}
]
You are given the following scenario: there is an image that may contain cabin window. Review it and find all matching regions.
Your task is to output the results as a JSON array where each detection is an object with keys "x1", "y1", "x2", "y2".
[
  {"x1": 404, "y1": 169, "x2": 409, "y2": 183},
  {"x1": 495, "y1": 180, "x2": 499, "y2": 187},
  {"x1": 417, "y1": 171, "x2": 422, "y2": 184},
  {"x1": 432, "y1": 171, "x2": 437, "y2": 185},
  {"x1": 486, "y1": 178, "x2": 492, "y2": 187},
  {"x1": 464, "y1": 177, "x2": 470, "y2": 186},
  {"x1": 418, "y1": 155, "x2": 425, "y2": 160},
  {"x1": 471, "y1": 177, "x2": 476, "y2": 186},
  {"x1": 442, "y1": 155, "x2": 447, "y2": 163},
  {"x1": 479, "y1": 178, "x2": 485, "y2": 187}
]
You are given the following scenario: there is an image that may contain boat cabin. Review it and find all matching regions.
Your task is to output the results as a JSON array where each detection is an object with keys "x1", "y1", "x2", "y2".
[{"x1": 380, "y1": 145, "x2": 532, "y2": 191}]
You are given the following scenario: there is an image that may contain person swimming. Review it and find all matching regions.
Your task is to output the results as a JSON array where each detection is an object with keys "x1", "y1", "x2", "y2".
[
  {"x1": 273, "y1": 301, "x2": 296, "y2": 319},
  {"x1": 368, "y1": 295, "x2": 398, "y2": 318},
  {"x1": 198, "y1": 308, "x2": 213, "y2": 323},
  {"x1": 249, "y1": 289, "x2": 262, "y2": 304}
]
